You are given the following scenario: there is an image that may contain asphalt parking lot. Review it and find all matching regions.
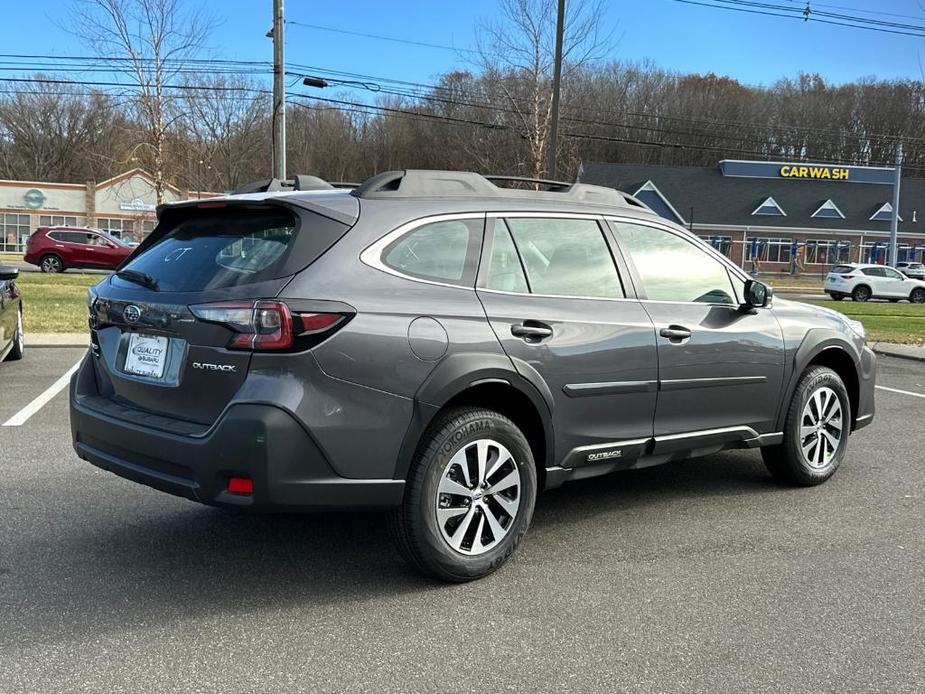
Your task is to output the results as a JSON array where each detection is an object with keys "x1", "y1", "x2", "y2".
[{"x1": 1, "y1": 348, "x2": 923, "y2": 693}]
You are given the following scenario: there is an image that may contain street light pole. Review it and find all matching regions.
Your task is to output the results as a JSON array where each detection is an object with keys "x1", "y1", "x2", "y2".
[
  {"x1": 889, "y1": 142, "x2": 902, "y2": 267},
  {"x1": 547, "y1": 0, "x2": 565, "y2": 180},
  {"x1": 272, "y1": 0, "x2": 286, "y2": 180}
]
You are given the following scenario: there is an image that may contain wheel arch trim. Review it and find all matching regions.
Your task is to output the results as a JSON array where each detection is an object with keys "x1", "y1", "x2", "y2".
[{"x1": 393, "y1": 352, "x2": 554, "y2": 480}]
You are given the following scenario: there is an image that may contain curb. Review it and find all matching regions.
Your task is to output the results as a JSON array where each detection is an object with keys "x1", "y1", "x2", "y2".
[
  {"x1": 870, "y1": 342, "x2": 925, "y2": 363},
  {"x1": 29, "y1": 333, "x2": 89, "y2": 348}
]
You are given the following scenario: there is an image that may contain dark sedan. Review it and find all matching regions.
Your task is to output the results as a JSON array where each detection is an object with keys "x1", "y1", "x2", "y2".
[{"x1": 0, "y1": 265, "x2": 24, "y2": 361}]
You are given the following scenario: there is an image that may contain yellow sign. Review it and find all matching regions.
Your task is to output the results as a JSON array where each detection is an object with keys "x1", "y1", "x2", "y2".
[{"x1": 779, "y1": 165, "x2": 849, "y2": 181}]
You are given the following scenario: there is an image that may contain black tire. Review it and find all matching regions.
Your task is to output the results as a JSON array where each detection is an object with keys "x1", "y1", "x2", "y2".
[
  {"x1": 389, "y1": 406, "x2": 537, "y2": 582},
  {"x1": 828, "y1": 293, "x2": 844, "y2": 301},
  {"x1": 5, "y1": 308, "x2": 24, "y2": 361},
  {"x1": 911, "y1": 287, "x2": 925, "y2": 304},
  {"x1": 40, "y1": 254, "x2": 64, "y2": 273},
  {"x1": 851, "y1": 284, "x2": 871, "y2": 302},
  {"x1": 762, "y1": 366, "x2": 850, "y2": 486}
]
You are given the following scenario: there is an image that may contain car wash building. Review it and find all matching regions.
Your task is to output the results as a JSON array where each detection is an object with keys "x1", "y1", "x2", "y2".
[
  {"x1": 579, "y1": 159, "x2": 923, "y2": 274},
  {"x1": 0, "y1": 169, "x2": 204, "y2": 252}
]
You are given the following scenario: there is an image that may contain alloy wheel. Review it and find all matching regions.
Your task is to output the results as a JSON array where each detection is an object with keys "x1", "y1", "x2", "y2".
[
  {"x1": 911, "y1": 288, "x2": 925, "y2": 304},
  {"x1": 435, "y1": 439, "x2": 521, "y2": 556},
  {"x1": 42, "y1": 256, "x2": 62, "y2": 273},
  {"x1": 799, "y1": 386, "x2": 843, "y2": 469}
]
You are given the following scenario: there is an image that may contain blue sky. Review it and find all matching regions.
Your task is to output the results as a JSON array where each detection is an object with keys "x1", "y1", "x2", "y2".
[{"x1": 1, "y1": 0, "x2": 923, "y2": 91}]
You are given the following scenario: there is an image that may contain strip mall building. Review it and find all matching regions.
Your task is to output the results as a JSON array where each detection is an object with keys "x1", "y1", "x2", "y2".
[
  {"x1": 0, "y1": 169, "x2": 201, "y2": 252},
  {"x1": 580, "y1": 159, "x2": 922, "y2": 273}
]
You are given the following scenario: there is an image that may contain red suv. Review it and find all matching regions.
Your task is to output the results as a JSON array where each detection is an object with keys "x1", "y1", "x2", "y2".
[{"x1": 24, "y1": 227, "x2": 134, "y2": 273}]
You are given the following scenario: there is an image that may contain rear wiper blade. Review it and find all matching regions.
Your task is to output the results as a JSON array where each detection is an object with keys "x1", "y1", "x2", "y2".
[{"x1": 116, "y1": 269, "x2": 159, "y2": 291}]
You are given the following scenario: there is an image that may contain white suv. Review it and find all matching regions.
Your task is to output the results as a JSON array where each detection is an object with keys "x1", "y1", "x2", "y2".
[{"x1": 825, "y1": 263, "x2": 925, "y2": 303}]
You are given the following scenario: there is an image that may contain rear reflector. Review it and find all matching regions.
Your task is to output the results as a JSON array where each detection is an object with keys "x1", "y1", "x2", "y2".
[{"x1": 227, "y1": 477, "x2": 253, "y2": 495}]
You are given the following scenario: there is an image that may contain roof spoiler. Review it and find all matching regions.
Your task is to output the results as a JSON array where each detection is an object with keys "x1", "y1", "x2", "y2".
[{"x1": 349, "y1": 169, "x2": 651, "y2": 210}]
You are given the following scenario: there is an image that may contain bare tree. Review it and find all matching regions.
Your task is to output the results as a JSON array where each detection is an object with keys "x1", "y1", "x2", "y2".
[
  {"x1": 69, "y1": 0, "x2": 212, "y2": 201},
  {"x1": 476, "y1": 0, "x2": 614, "y2": 179},
  {"x1": 0, "y1": 79, "x2": 128, "y2": 181}
]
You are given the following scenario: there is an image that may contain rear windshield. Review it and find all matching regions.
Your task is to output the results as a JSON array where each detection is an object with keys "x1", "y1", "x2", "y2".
[
  {"x1": 118, "y1": 209, "x2": 298, "y2": 291},
  {"x1": 831, "y1": 265, "x2": 855, "y2": 274}
]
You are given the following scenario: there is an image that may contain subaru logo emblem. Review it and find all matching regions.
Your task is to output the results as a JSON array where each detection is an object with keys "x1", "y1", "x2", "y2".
[{"x1": 123, "y1": 305, "x2": 141, "y2": 323}]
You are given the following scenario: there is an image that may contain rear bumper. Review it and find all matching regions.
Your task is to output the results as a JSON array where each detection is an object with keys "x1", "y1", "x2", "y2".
[{"x1": 70, "y1": 373, "x2": 405, "y2": 511}]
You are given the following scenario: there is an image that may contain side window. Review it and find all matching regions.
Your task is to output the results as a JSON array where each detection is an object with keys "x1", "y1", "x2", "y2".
[
  {"x1": 862, "y1": 267, "x2": 885, "y2": 277},
  {"x1": 504, "y1": 217, "x2": 623, "y2": 299},
  {"x1": 482, "y1": 222, "x2": 528, "y2": 293},
  {"x1": 614, "y1": 222, "x2": 737, "y2": 304},
  {"x1": 382, "y1": 219, "x2": 480, "y2": 285},
  {"x1": 883, "y1": 268, "x2": 903, "y2": 280}
]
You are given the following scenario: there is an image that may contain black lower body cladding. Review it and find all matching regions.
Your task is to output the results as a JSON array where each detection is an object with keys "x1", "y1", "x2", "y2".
[{"x1": 69, "y1": 353, "x2": 407, "y2": 511}]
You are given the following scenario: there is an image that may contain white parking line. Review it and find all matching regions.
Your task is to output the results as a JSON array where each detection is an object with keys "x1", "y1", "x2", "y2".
[
  {"x1": 2, "y1": 359, "x2": 83, "y2": 427},
  {"x1": 876, "y1": 385, "x2": 925, "y2": 400}
]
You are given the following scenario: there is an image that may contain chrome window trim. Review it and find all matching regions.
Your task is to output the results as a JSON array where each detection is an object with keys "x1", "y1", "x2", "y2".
[
  {"x1": 487, "y1": 211, "x2": 605, "y2": 221},
  {"x1": 359, "y1": 212, "x2": 485, "y2": 290}
]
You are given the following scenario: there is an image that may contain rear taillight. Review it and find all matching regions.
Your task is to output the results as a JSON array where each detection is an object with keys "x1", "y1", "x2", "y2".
[
  {"x1": 190, "y1": 300, "x2": 346, "y2": 351},
  {"x1": 841, "y1": 274, "x2": 854, "y2": 279}
]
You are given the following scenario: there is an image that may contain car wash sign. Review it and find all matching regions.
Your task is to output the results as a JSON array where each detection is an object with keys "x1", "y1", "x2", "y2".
[
  {"x1": 719, "y1": 159, "x2": 895, "y2": 185},
  {"x1": 779, "y1": 164, "x2": 849, "y2": 180}
]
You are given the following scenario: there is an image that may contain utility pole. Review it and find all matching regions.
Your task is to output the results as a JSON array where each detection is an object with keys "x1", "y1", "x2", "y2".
[
  {"x1": 272, "y1": 0, "x2": 286, "y2": 180},
  {"x1": 547, "y1": 0, "x2": 565, "y2": 180},
  {"x1": 889, "y1": 142, "x2": 902, "y2": 267}
]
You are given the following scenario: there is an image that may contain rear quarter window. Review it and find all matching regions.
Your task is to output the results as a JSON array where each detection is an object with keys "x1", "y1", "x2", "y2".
[{"x1": 831, "y1": 265, "x2": 855, "y2": 273}]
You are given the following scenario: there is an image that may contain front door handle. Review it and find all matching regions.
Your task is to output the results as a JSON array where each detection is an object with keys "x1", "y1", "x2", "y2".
[
  {"x1": 512, "y1": 322, "x2": 553, "y2": 341},
  {"x1": 659, "y1": 325, "x2": 692, "y2": 342}
]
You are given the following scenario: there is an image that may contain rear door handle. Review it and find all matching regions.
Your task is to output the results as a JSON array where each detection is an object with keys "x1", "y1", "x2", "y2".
[
  {"x1": 659, "y1": 325, "x2": 692, "y2": 342},
  {"x1": 511, "y1": 322, "x2": 553, "y2": 341}
]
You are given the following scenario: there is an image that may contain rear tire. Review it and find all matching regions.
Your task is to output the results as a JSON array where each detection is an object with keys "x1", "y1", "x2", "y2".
[
  {"x1": 5, "y1": 308, "x2": 23, "y2": 361},
  {"x1": 389, "y1": 407, "x2": 537, "y2": 582},
  {"x1": 851, "y1": 285, "x2": 871, "y2": 302},
  {"x1": 40, "y1": 254, "x2": 64, "y2": 273},
  {"x1": 762, "y1": 366, "x2": 850, "y2": 486},
  {"x1": 828, "y1": 293, "x2": 844, "y2": 301},
  {"x1": 911, "y1": 288, "x2": 925, "y2": 304}
]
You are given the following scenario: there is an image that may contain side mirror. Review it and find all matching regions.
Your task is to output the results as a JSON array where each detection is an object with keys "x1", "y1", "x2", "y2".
[
  {"x1": 0, "y1": 265, "x2": 19, "y2": 281},
  {"x1": 742, "y1": 279, "x2": 772, "y2": 310}
]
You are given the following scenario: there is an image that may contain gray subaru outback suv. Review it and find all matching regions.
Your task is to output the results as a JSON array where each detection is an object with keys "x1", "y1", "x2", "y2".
[{"x1": 70, "y1": 170, "x2": 876, "y2": 581}]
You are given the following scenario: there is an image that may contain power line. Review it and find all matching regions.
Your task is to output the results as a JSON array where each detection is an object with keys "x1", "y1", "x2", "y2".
[
  {"x1": 673, "y1": 0, "x2": 925, "y2": 37},
  {"x1": 285, "y1": 20, "x2": 483, "y2": 56}
]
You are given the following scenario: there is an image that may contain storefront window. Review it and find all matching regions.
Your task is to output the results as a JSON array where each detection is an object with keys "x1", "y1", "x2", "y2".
[
  {"x1": 39, "y1": 215, "x2": 79, "y2": 228},
  {"x1": 698, "y1": 235, "x2": 732, "y2": 257},
  {"x1": 2, "y1": 213, "x2": 31, "y2": 252},
  {"x1": 746, "y1": 237, "x2": 791, "y2": 263}
]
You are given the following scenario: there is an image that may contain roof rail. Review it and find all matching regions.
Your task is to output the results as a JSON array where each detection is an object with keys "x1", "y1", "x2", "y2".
[
  {"x1": 349, "y1": 169, "x2": 653, "y2": 212},
  {"x1": 484, "y1": 175, "x2": 572, "y2": 190},
  {"x1": 231, "y1": 175, "x2": 334, "y2": 195}
]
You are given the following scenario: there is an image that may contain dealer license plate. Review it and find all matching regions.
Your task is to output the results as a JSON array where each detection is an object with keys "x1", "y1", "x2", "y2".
[{"x1": 124, "y1": 333, "x2": 169, "y2": 378}]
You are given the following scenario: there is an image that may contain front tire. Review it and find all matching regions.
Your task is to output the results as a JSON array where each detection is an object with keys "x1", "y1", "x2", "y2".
[
  {"x1": 389, "y1": 407, "x2": 537, "y2": 582},
  {"x1": 851, "y1": 285, "x2": 871, "y2": 302},
  {"x1": 911, "y1": 287, "x2": 925, "y2": 304},
  {"x1": 40, "y1": 254, "x2": 64, "y2": 273},
  {"x1": 762, "y1": 366, "x2": 850, "y2": 486},
  {"x1": 5, "y1": 308, "x2": 24, "y2": 361}
]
